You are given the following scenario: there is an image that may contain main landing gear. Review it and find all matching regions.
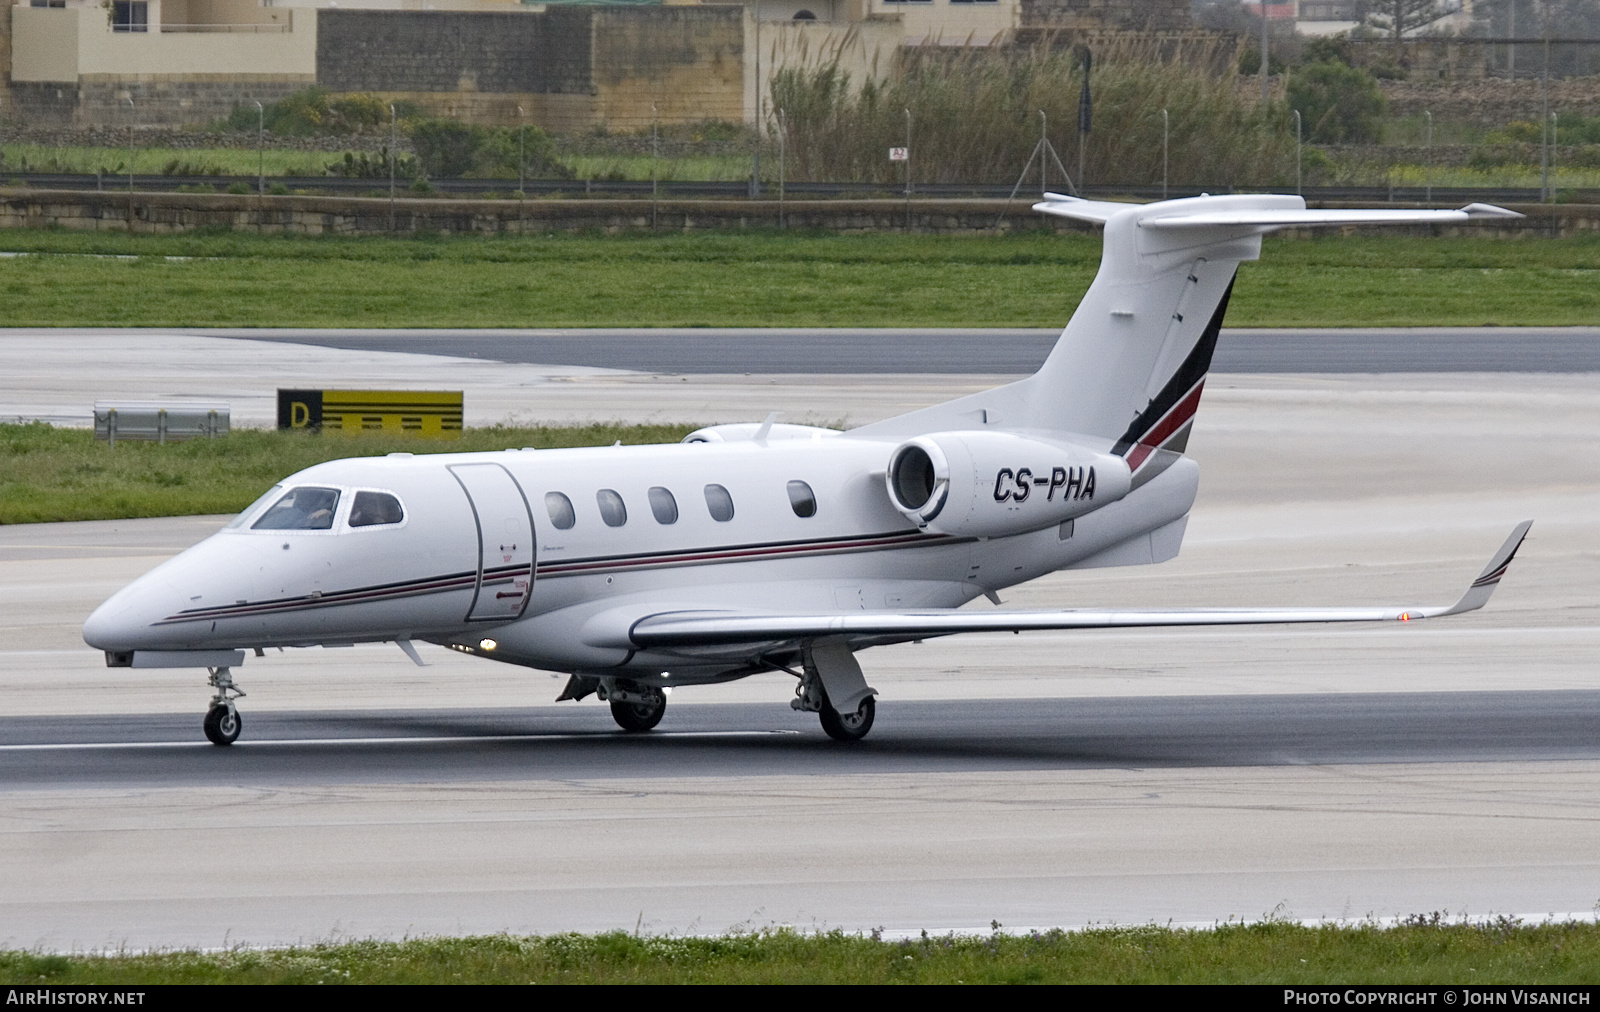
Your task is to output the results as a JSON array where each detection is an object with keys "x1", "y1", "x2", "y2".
[
  {"x1": 203, "y1": 666, "x2": 245, "y2": 746},
  {"x1": 791, "y1": 640, "x2": 877, "y2": 742}
]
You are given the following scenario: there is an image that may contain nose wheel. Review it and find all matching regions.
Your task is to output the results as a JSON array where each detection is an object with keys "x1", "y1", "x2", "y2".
[
  {"x1": 203, "y1": 666, "x2": 245, "y2": 746},
  {"x1": 601, "y1": 679, "x2": 666, "y2": 732}
]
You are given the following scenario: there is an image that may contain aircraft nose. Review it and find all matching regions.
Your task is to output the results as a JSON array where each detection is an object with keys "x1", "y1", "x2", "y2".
[{"x1": 83, "y1": 575, "x2": 169, "y2": 651}]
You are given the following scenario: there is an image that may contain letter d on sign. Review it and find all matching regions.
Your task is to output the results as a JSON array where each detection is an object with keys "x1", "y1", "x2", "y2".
[{"x1": 277, "y1": 389, "x2": 323, "y2": 432}]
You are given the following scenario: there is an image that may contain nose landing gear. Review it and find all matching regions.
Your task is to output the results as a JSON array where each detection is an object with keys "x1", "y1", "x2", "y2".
[
  {"x1": 203, "y1": 666, "x2": 245, "y2": 746},
  {"x1": 599, "y1": 679, "x2": 666, "y2": 732}
]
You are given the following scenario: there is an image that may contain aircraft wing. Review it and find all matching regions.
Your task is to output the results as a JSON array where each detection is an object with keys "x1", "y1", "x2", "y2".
[{"x1": 623, "y1": 522, "x2": 1531, "y2": 649}]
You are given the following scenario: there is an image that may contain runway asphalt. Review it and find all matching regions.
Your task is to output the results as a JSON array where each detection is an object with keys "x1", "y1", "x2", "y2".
[
  {"x1": 5, "y1": 692, "x2": 1600, "y2": 791},
  {"x1": 184, "y1": 326, "x2": 1600, "y2": 374}
]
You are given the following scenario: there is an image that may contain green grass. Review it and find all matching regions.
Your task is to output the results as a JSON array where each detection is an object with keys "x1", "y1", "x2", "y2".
[
  {"x1": 0, "y1": 423, "x2": 695, "y2": 525},
  {"x1": 563, "y1": 153, "x2": 753, "y2": 182},
  {"x1": 1, "y1": 144, "x2": 345, "y2": 178},
  {"x1": 0, "y1": 229, "x2": 1593, "y2": 327},
  {"x1": 3, "y1": 921, "x2": 1599, "y2": 983}
]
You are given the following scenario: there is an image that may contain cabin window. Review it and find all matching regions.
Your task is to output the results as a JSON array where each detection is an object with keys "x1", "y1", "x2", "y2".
[
  {"x1": 348, "y1": 491, "x2": 404, "y2": 528},
  {"x1": 252, "y1": 486, "x2": 340, "y2": 531},
  {"x1": 596, "y1": 489, "x2": 628, "y2": 527},
  {"x1": 226, "y1": 484, "x2": 284, "y2": 529},
  {"x1": 703, "y1": 483, "x2": 735, "y2": 522},
  {"x1": 648, "y1": 486, "x2": 679, "y2": 525},
  {"x1": 545, "y1": 492, "x2": 576, "y2": 530},
  {"x1": 786, "y1": 480, "x2": 817, "y2": 518}
]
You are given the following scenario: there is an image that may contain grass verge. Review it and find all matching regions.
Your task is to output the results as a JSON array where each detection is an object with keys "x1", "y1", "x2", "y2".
[
  {"x1": 0, "y1": 422, "x2": 695, "y2": 525},
  {"x1": 0, "y1": 230, "x2": 1592, "y2": 327},
  {"x1": 3, "y1": 921, "x2": 1599, "y2": 983}
]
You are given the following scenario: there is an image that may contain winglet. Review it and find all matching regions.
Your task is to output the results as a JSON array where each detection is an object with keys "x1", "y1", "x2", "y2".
[
  {"x1": 1031, "y1": 193, "x2": 1136, "y2": 223},
  {"x1": 1460, "y1": 202, "x2": 1523, "y2": 219},
  {"x1": 1433, "y1": 521, "x2": 1532, "y2": 617}
]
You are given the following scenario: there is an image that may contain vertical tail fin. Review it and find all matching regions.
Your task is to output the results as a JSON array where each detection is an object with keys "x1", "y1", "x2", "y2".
[{"x1": 856, "y1": 195, "x2": 1519, "y2": 474}]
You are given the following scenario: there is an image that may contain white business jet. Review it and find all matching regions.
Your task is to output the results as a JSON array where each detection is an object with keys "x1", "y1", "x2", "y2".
[{"x1": 84, "y1": 192, "x2": 1533, "y2": 746}]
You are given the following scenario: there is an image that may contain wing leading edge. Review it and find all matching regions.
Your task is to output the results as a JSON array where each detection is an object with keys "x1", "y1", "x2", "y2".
[{"x1": 622, "y1": 523, "x2": 1532, "y2": 649}]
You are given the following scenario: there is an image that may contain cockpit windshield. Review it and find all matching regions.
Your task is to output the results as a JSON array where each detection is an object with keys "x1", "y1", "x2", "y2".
[
  {"x1": 225, "y1": 484, "x2": 283, "y2": 530},
  {"x1": 251, "y1": 486, "x2": 341, "y2": 531}
]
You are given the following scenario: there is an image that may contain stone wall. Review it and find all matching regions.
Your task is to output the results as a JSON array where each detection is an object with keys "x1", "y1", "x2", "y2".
[
  {"x1": 315, "y1": 9, "x2": 592, "y2": 96},
  {"x1": 312, "y1": 6, "x2": 747, "y2": 131},
  {"x1": 1380, "y1": 77, "x2": 1600, "y2": 126},
  {"x1": 0, "y1": 188, "x2": 1588, "y2": 237}
]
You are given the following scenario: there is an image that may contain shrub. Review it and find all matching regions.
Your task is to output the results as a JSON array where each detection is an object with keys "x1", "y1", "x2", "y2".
[
  {"x1": 1287, "y1": 61, "x2": 1386, "y2": 143},
  {"x1": 406, "y1": 118, "x2": 573, "y2": 180}
]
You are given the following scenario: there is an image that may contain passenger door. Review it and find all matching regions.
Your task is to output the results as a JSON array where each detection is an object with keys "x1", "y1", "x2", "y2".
[{"x1": 449, "y1": 463, "x2": 535, "y2": 622}]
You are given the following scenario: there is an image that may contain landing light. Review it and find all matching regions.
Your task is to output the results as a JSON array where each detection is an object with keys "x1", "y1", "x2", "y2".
[{"x1": 479, "y1": 638, "x2": 498, "y2": 651}]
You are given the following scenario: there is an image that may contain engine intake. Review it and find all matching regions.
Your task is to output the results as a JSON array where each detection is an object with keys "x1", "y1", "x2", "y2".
[{"x1": 884, "y1": 430, "x2": 1131, "y2": 539}]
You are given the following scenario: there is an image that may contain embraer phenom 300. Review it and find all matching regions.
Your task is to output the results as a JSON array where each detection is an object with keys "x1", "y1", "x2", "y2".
[{"x1": 84, "y1": 193, "x2": 1533, "y2": 745}]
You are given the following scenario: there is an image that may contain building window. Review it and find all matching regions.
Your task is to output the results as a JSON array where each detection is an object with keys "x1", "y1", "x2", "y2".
[
  {"x1": 949, "y1": 0, "x2": 999, "y2": 3},
  {"x1": 647, "y1": 486, "x2": 679, "y2": 525},
  {"x1": 112, "y1": 1, "x2": 149, "y2": 32},
  {"x1": 786, "y1": 480, "x2": 817, "y2": 519},
  {"x1": 544, "y1": 492, "x2": 575, "y2": 531},
  {"x1": 793, "y1": 9, "x2": 817, "y2": 18},
  {"x1": 703, "y1": 484, "x2": 735, "y2": 522},
  {"x1": 31, "y1": 1, "x2": 68, "y2": 9},
  {"x1": 596, "y1": 489, "x2": 628, "y2": 528}
]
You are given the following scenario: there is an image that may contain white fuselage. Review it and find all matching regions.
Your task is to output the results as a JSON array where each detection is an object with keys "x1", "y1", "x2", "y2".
[{"x1": 83, "y1": 431, "x2": 1198, "y2": 683}]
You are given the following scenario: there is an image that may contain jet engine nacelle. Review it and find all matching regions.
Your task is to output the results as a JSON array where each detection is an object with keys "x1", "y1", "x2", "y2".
[{"x1": 884, "y1": 430, "x2": 1132, "y2": 538}]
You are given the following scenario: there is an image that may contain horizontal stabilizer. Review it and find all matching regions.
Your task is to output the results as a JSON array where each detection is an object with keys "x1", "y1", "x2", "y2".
[
  {"x1": 617, "y1": 524, "x2": 1530, "y2": 648},
  {"x1": 1138, "y1": 203, "x2": 1522, "y2": 230},
  {"x1": 1031, "y1": 193, "x2": 1522, "y2": 232}
]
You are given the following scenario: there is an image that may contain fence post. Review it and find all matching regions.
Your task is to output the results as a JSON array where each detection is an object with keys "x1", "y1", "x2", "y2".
[
  {"x1": 255, "y1": 100, "x2": 265, "y2": 196},
  {"x1": 1293, "y1": 108, "x2": 1301, "y2": 196},
  {"x1": 903, "y1": 107, "x2": 912, "y2": 231},
  {"x1": 1424, "y1": 109, "x2": 1432, "y2": 204},
  {"x1": 1161, "y1": 107, "x2": 1168, "y2": 200},
  {"x1": 777, "y1": 106, "x2": 786, "y2": 229},
  {"x1": 389, "y1": 103, "x2": 397, "y2": 232}
]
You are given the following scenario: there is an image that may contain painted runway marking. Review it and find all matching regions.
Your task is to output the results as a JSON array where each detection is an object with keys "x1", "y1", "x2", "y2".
[{"x1": 0, "y1": 729, "x2": 803, "y2": 752}]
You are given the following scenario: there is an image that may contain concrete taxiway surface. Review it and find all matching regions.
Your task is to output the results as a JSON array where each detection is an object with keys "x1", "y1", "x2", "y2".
[
  {"x1": 1, "y1": 362, "x2": 1597, "y2": 948},
  {"x1": 2, "y1": 327, "x2": 1598, "y2": 428}
]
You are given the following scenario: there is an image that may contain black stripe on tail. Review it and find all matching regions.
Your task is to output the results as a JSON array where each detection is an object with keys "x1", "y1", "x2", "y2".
[{"x1": 1111, "y1": 275, "x2": 1236, "y2": 458}]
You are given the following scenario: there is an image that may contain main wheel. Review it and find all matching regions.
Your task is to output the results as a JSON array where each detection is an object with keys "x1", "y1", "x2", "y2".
[
  {"x1": 819, "y1": 694, "x2": 875, "y2": 742},
  {"x1": 610, "y1": 694, "x2": 665, "y2": 733},
  {"x1": 203, "y1": 704, "x2": 241, "y2": 746}
]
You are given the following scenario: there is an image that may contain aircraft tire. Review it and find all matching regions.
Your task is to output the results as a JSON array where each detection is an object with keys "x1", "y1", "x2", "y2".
[
  {"x1": 819, "y1": 695, "x2": 875, "y2": 742},
  {"x1": 610, "y1": 695, "x2": 665, "y2": 733},
  {"x1": 203, "y1": 704, "x2": 241, "y2": 746}
]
